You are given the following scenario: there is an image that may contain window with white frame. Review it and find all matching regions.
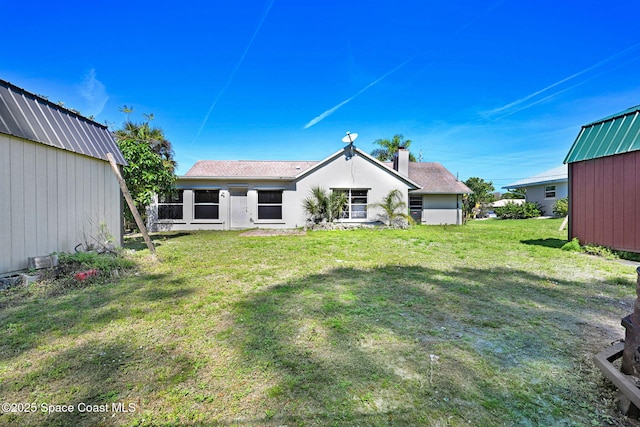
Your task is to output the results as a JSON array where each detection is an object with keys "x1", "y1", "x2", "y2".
[
  {"x1": 158, "y1": 190, "x2": 184, "y2": 220},
  {"x1": 257, "y1": 190, "x2": 283, "y2": 220},
  {"x1": 194, "y1": 190, "x2": 220, "y2": 219},
  {"x1": 545, "y1": 185, "x2": 556, "y2": 199},
  {"x1": 335, "y1": 189, "x2": 368, "y2": 219}
]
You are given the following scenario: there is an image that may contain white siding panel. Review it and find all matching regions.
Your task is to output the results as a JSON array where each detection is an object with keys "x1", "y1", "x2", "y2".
[
  {"x1": 1, "y1": 135, "x2": 122, "y2": 274},
  {"x1": 10, "y1": 138, "x2": 25, "y2": 270},
  {"x1": 0, "y1": 136, "x2": 11, "y2": 273},
  {"x1": 35, "y1": 145, "x2": 49, "y2": 255},
  {"x1": 56, "y1": 152, "x2": 69, "y2": 249},
  {"x1": 47, "y1": 148, "x2": 59, "y2": 255},
  {"x1": 22, "y1": 141, "x2": 37, "y2": 263}
]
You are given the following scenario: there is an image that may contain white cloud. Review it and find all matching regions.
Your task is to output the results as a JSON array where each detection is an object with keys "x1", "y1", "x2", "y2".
[{"x1": 79, "y1": 69, "x2": 109, "y2": 117}]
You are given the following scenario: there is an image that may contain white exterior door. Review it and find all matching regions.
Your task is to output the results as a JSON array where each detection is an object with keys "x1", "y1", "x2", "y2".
[{"x1": 230, "y1": 189, "x2": 250, "y2": 229}]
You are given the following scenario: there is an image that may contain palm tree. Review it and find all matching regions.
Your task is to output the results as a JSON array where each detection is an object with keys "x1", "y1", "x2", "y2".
[
  {"x1": 369, "y1": 189, "x2": 414, "y2": 226},
  {"x1": 114, "y1": 110, "x2": 176, "y2": 173},
  {"x1": 303, "y1": 187, "x2": 348, "y2": 223},
  {"x1": 371, "y1": 134, "x2": 417, "y2": 162}
]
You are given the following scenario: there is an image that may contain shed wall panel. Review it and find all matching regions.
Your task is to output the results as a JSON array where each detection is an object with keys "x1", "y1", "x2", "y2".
[
  {"x1": 570, "y1": 150, "x2": 640, "y2": 253},
  {"x1": 0, "y1": 137, "x2": 11, "y2": 271},
  {"x1": 10, "y1": 138, "x2": 25, "y2": 270},
  {"x1": 613, "y1": 157, "x2": 625, "y2": 247},
  {"x1": 592, "y1": 157, "x2": 604, "y2": 246},
  {"x1": 35, "y1": 145, "x2": 49, "y2": 255},
  {"x1": 0, "y1": 134, "x2": 122, "y2": 274},
  {"x1": 623, "y1": 154, "x2": 637, "y2": 250},
  {"x1": 47, "y1": 148, "x2": 59, "y2": 255}
]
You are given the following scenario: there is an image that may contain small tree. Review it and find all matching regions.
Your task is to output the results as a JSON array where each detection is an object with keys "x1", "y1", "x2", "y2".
[
  {"x1": 369, "y1": 189, "x2": 414, "y2": 227},
  {"x1": 463, "y1": 177, "x2": 495, "y2": 218},
  {"x1": 114, "y1": 108, "x2": 176, "y2": 230}
]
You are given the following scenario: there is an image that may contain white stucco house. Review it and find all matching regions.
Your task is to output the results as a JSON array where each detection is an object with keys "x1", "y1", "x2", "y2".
[
  {"x1": 148, "y1": 146, "x2": 471, "y2": 231},
  {"x1": 503, "y1": 165, "x2": 568, "y2": 215}
]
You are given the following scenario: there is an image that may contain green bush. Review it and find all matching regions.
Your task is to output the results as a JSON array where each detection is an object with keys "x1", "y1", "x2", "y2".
[
  {"x1": 561, "y1": 238, "x2": 582, "y2": 252},
  {"x1": 58, "y1": 251, "x2": 136, "y2": 273},
  {"x1": 553, "y1": 197, "x2": 568, "y2": 217},
  {"x1": 494, "y1": 201, "x2": 542, "y2": 219}
]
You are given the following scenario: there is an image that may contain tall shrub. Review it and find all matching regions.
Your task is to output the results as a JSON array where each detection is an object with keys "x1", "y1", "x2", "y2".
[
  {"x1": 553, "y1": 197, "x2": 568, "y2": 217},
  {"x1": 494, "y1": 201, "x2": 542, "y2": 219}
]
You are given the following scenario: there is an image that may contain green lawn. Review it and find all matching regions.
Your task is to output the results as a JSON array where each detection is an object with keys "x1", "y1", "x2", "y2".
[{"x1": 0, "y1": 219, "x2": 637, "y2": 426}]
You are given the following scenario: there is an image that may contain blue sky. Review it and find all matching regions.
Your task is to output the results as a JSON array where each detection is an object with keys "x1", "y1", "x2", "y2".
[{"x1": 3, "y1": 1, "x2": 640, "y2": 188}]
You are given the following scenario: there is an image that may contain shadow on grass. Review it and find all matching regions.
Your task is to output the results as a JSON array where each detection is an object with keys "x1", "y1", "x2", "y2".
[
  {"x1": 228, "y1": 264, "x2": 625, "y2": 426},
  {"x1": 0, "y1": 273, "x2": 194, "y2": 362},
  {"x1": 124, "y1": 232, "x2": 193, "y2": 251},
  {"x1": 520, "y1": 238, "x2": 567, "y2": 249}
]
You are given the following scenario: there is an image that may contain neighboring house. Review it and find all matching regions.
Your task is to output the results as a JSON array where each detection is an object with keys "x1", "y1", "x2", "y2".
[
  {"x1": 502, "y1": 165, "x2": 568, "y2": 215},
  {"x1": 564, "y1": 105, "x2": 640, "y2": 253},
  {"x1": 0, "y1": 79, "x2": 127, "y2": 275},
  {"x1": 148, "y1": 147, "x2": 471, "y2": 231}
]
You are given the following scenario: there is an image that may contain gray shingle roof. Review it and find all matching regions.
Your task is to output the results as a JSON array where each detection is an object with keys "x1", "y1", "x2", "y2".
[
  {"x1": 186, "y1": 157, "x2": 470, "y2": 194},
  {"x1": 0, "y1": 79, "x2": 126, "y2": 164},
  {"x1": 185, "y1": 160, "x2": 319, "y2": 178},
  {"x1": 402, "y1": 162, "x2": 472, "y2": 194}
]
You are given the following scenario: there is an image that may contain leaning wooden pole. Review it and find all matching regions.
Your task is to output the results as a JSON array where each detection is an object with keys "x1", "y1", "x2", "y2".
[{"x1": 107, "y1": 152, "x2": 156, "y2": 254}]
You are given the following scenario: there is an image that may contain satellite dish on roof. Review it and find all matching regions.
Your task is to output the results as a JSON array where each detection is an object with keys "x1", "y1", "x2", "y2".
[
  {"x1": 342, "y1": 131, "x2": 358, "y2": 144},
  {"x1": 342, "y1": 131, "x2": 357, "y2": 160}
]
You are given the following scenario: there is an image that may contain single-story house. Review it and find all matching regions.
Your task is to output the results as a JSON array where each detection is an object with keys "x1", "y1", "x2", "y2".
[
  {"x1": 148, "y1": 147, "x2": 471, "y2": 231},
  {"x1": 0, "y1": 79, "x2": 127, "y2": 275},
  {"x1": 502, "y1": 165, "x2": 568, "y2": 215},
  {"x1": 564, "y1": 105, "x2": 640, "y2": 253}
]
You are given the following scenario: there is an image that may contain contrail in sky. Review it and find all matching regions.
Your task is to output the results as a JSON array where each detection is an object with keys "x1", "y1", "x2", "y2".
[
  {"x1": 485, "y1": 42, "x2": 640, "y2": 116},
  {"x1": 303, "y1": 56, "x2": 414, "y2": 129},
  {"x1": 194, "y1": 0, "x2": 275, "y2": 141}
]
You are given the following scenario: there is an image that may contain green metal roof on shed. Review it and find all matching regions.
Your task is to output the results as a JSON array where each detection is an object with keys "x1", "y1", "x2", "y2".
[{"x1": 564, "y1": 105, "x2": 640, "y2": 164}]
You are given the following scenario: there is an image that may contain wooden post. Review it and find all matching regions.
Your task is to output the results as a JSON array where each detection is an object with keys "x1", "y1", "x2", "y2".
[
  {"x1": 558, "y1": 215, "x2": 568, "y2": 232},
  {"x1": 106, "y1": 153, "x2": 156, "y2": 254}
]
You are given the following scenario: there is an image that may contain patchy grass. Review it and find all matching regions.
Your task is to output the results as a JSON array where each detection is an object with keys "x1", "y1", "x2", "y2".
[{"x1": 0, "y1": 219, "x2": 637, "y2": 426}]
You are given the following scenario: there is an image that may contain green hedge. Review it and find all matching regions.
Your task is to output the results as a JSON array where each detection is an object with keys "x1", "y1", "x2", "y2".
[{"x1": 494, "y1": 201, "x2": 542, "y2": 219}]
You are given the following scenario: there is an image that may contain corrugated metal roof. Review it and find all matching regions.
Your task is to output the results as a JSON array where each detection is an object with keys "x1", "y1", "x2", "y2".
[
  {"x1": 0, "y1": 79, "x2": 126, "y2": 164},
  {"x1": 503, "y1": 165, "x2": 567, "y2": 189},
  {"x1": 564, "y1": 105, "x2": 640, "y2": 164}
]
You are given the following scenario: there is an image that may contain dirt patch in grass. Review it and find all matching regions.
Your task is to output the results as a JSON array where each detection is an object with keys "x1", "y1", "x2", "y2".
[{"x1": 240, "y1": 229, "x2": 306, "y2": 237}]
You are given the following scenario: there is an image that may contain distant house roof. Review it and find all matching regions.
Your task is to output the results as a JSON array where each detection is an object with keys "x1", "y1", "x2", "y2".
[
  {"x1": 185, "y1": 149, "x2": 471, "y2": 194},
  {"x1": 503, "y1": 165, "x2": 567, "y2": 189},
  {"x1": 0, "y1": 79, "x2": 126, "y2": 164},
  {"x1": 404, "y1": 162, "x2": 472, "y2": 194},
  {"x1": 564, "y1": 105, "x2": 640, "y2": 164}
]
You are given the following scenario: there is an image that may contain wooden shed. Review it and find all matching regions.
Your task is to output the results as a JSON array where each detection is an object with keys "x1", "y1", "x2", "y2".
[
  {"x1": 564, "y1": 105, "x2": 640, "y2": 253},
  {"x1": 0, "y1": 79, "x2": 127, "y2": 274}
]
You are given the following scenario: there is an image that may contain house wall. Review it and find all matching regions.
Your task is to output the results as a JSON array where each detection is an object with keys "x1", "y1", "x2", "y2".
[
  {"x1": 0, "y1": 134, "x2": 123, "y2": 274},
  {"x1": 569, "y1": 150, "x2": 640, "y2": 253},
  {"x1": 524, "y1": 182, "x2": 568, "y2": 215},
  {"x1": 295, "y1": 152, "x2": 410, "y2": 225},
  {"x1": 419, "y1": 194, "x2": 463, "y2": 225},
  {"x1": 150, "y1": 179, "x2": 298, "y2": 231},
  {"x1": 151, "y1": 151, "x2": 413, "y2": 231}
]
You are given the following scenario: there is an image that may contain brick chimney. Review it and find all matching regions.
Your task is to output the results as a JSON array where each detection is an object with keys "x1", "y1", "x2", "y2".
[{"x1": 393, "y1": 147, "x2": 410, "y2": 177}]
